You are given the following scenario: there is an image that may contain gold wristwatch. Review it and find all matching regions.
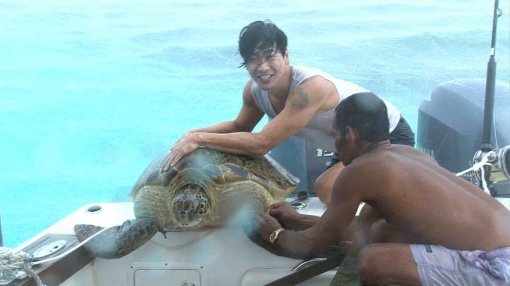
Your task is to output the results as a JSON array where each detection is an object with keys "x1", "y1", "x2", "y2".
[{"x1": 269, "y1": 228, "x2": 284, "y2": 244}]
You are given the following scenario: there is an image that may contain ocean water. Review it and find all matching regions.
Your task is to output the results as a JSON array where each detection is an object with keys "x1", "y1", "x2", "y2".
[{"x1": 0, "y1": 0, "x2": 508, "y2": 247}]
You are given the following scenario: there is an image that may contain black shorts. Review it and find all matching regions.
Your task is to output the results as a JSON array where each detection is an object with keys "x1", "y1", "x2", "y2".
[
  {"x1": 329, "y1": 116, "x2": 415, "y2": 166},
  {"x1": 389, "y1": 116, "x2": 415, "y2": 147}
]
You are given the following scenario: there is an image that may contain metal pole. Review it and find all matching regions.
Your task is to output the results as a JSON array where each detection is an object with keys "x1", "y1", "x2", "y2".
[{"x1": 481, "y1": 0, "x2": 500, "y2": 152}]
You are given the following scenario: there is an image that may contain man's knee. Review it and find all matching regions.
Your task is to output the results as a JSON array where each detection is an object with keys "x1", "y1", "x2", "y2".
[
  {"x1": 314, "y1": 177, "x2": 330, "y2": 204},
  {"x1": 358, "y1": 244, "x2": 420, "y2": 285},
  {"x1": 358, "y1": 244, "x2": 387, "y2": 283},
  {"x1": 314, "y1": 162, "x2": 344, "y2": 205}
]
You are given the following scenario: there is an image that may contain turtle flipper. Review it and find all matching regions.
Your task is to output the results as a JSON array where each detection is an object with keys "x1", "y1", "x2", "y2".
[{"x1": 74, "y1": 219, "x2": 158, "y2": 259}]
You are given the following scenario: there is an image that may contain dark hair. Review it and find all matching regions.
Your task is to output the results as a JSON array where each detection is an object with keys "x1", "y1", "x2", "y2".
[
  {"x1": 238, "y1": 20, "x2": 288, "y2": 68},
  {"x1": 334, "y1": 92, "x2": 389, "y2": 143}
]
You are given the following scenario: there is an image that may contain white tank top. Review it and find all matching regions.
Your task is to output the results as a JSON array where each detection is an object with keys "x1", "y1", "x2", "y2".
[{"x1": 250, "y1": 65, "x2": 401, "y2": 151}]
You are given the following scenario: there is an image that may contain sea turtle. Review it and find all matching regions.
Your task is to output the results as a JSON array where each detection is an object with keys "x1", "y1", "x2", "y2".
[{"x1": 74, "y1": 147, "x2": 299, "y2": 259}]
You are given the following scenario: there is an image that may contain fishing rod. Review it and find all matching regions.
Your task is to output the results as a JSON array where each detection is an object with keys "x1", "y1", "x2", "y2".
[
  {"x1": 472, "y1": 0, "x2": 508, "y2": 195},
  {"x1": 481, "y1": 0, "x2": 502, "y2": 152}
]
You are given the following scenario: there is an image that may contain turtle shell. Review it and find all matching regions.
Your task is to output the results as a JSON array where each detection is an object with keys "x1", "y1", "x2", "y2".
[{"x1": 130, "y1": 147, "x2": 299, "y2": 231}]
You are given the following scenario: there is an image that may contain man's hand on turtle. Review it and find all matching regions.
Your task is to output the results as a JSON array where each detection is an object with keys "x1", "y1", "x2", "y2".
[
  {"x1": 160, "y1": 132, "x2": 201, "y2": 173},
  {"x1": 257, "y1": 213, "x2": 283, "y2": 242},
  {"x1": 268, "y1": 201, "x2": 300, "y2": 229}
]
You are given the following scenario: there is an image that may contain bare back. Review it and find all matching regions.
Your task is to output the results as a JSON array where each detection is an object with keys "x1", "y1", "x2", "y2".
[{"x1": 347, "y1": 144, "x2": 510, "y2": 251}]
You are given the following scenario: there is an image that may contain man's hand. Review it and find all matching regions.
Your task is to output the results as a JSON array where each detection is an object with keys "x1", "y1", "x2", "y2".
[
  {"x1": 268, "y1": 201, "x2": 301, "y2": 229},
  {"x1": 257, "y1": 213, "x2": 283, "y2": 242},
  {"x1": 269, "y1": 201, "x2": 320, "y2": 230},
  {"x1": 160, "y1": 132, "x2": 201, "y2": 173}
]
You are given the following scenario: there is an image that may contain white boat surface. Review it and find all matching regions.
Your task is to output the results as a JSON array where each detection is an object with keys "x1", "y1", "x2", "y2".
[
  {"x1": 9, "y1": 197, "x2": 338, "y2": 286},
  {"x1": 6, "y1": 194, "x2": 510, "y2": 286}
]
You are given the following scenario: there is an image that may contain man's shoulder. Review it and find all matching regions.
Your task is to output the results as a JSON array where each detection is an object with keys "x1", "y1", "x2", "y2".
[
  {"x1": 341, "y1": 156, "x2": 386, "y2": 183},
  {"x1": 346, "y1": 147, "x2": 404, "y2": 175},
  {"x1": 293, "y1": 70, "x2": 338, "y2": 101},
  {"x1": 293, "y1": 65, "x2": 332, "y2": 85},
  {"x1": 338, "y1": 150, "x2": 402, "y2": 199},
  {"x1": 293, "y1": 65, "x2": 323, "y2": 74}
]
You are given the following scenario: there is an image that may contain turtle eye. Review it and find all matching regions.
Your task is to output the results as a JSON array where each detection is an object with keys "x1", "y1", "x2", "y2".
[{"x1": 197, "y1": 194, "x2": 210, "y2": 215}]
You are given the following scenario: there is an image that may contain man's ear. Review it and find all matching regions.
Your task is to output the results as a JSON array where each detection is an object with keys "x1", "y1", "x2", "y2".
[
  {"x1": 345, "y1": 126, "x2": 359, "y2": 142},
  {"x1": 283, "y1": 49, "x2": 289, "y2": 64}
]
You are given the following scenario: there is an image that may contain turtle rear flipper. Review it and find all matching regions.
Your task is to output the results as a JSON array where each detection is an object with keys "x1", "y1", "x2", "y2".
[{"x1": 74, "y1": 219, "x2": 158, "y2": 259}]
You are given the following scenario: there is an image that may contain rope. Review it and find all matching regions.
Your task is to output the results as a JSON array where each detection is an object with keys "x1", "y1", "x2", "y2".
[
  {"x1": 456, "y1": 152, "x2": 492, "y2": 194},
  {"x1": 0, "y1": 227, "x2": 107, "y2": 285},
  {"x1": 0, "y1": 247, "x2": 45, "y2": 286}
]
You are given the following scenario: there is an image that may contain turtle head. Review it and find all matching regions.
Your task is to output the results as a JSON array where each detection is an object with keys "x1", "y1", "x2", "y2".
[{"x1": 171, "y1": 184, "x2": 210, "y2": 228}]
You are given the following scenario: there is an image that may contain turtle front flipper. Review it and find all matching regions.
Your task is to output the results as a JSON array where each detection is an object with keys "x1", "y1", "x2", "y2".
[{"x1": 74, "y1": 218, "x2": 159, "y2": 259}]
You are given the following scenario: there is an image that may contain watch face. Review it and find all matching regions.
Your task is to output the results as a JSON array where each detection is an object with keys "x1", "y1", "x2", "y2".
[
  {"x1": 270, "y1": 228, "x2": 282, "y2": 244},
  {"x1": 270, "y1": 232, "x2": 277, "y2": 242}
]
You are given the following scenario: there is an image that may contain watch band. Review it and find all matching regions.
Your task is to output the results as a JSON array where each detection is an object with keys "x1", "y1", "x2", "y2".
[{"x1": 269, "y1": 228, "x2": 284, "y2": 244}]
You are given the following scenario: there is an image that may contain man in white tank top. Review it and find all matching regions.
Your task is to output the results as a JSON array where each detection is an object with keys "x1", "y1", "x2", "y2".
[{"x1": 161, "y1": 20, "x2": 414, "y2": 205}]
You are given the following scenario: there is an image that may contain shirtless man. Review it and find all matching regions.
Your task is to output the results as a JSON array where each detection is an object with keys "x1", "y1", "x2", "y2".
[
  {"x1": 160, "y1": 20, "x2": 414, "y2": 204},
  {"x1": 257, "y1": 92, "x2": 510, "y2": 285}
]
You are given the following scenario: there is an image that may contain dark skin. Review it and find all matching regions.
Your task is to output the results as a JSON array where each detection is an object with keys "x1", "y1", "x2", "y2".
[
  {"x1": 267, "y1": 201, "x2": 319, "y2": 231},
  {"x1": 257, "y1": 125, "x2": 510, "y2": 285}
]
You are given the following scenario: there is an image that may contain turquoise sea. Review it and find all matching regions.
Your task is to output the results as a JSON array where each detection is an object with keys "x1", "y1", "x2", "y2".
[{"x1": 1, "y1": 0, "x2": 509, "y2": 247}]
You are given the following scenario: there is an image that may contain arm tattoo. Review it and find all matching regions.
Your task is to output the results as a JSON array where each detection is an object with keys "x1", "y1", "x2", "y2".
[{"x1": 290, "y1": 89, "x2": 309, "y2": 110}]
